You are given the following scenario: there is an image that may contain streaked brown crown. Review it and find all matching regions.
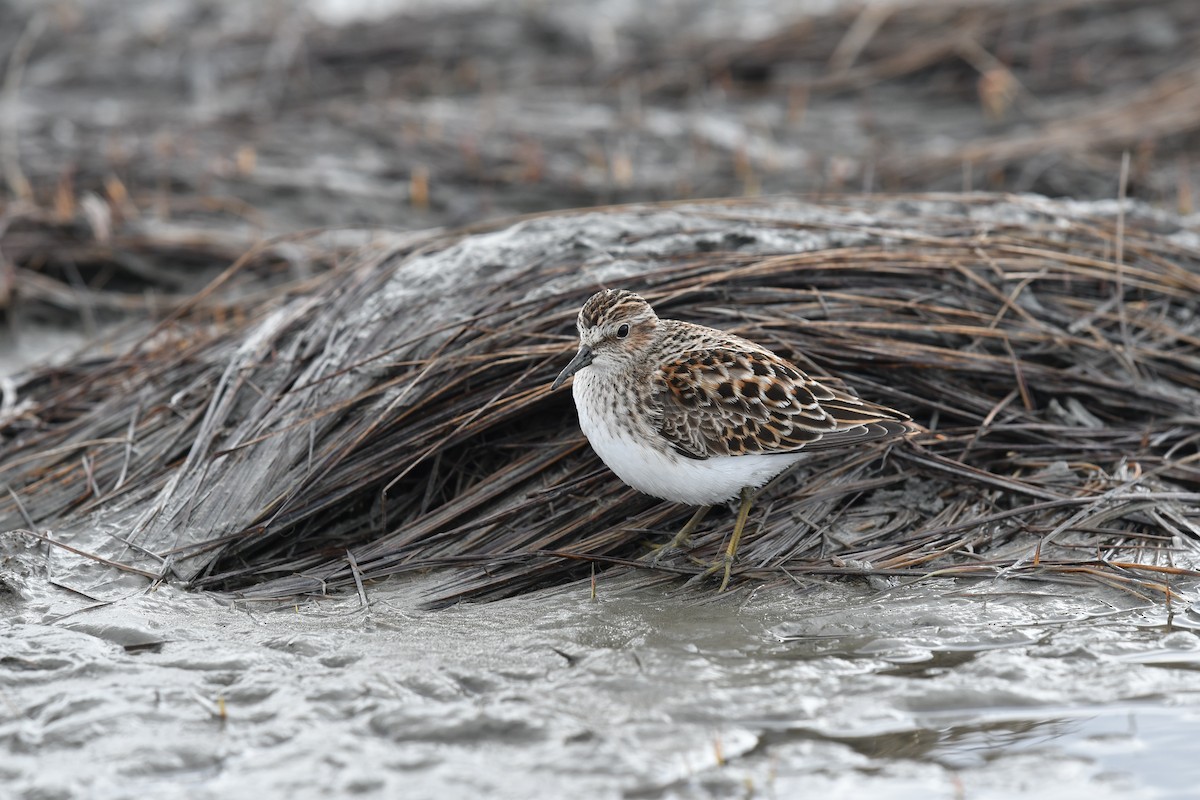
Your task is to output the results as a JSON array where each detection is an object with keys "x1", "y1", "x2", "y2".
[{"x1": 577, "y1": 289, "x2": 656, "y2": 331}]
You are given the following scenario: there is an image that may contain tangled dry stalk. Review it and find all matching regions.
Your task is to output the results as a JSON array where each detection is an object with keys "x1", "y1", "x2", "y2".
[{"x1": 2, "y1": 195, "x2": 1199, "y2": 605}]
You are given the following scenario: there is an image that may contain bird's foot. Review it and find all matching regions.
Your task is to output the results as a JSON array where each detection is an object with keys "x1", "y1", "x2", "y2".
[
  {"x1": 646, "y1": 538, "x2": 688, "y2": 567},
  {"x1": 717, "y1": 553, "x2": 735, "y2": 593},
  {"x1": 645, "y1": 505, "x2": 711, "y2": 568},
  {"x1": 682, "y1": 554, "x2": 736, "y2": 592}
]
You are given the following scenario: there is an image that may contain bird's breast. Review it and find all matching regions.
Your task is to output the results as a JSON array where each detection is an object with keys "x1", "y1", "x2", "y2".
[{"x1": 571, "y1": 368, "x2": 799, "y2": 505}]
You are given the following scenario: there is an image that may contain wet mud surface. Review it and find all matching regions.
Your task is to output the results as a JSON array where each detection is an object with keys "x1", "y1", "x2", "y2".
[{"x1": 4, "y1": 546, "x2": 1200, "y2": 798}]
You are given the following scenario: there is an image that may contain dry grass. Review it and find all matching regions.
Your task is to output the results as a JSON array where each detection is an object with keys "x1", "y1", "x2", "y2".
[{"x1": 2, "y1": 196, "x2": 1199, "y2": 605}]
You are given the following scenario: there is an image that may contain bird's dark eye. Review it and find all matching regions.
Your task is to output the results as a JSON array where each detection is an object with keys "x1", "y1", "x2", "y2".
[{"x1": 616, "y1": 323, "x2": 630, "y2": 338}]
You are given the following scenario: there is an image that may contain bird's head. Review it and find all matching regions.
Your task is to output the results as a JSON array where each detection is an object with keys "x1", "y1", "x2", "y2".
[{"x1": 552, "y1": 289, "x2": 659, "y2": 389}]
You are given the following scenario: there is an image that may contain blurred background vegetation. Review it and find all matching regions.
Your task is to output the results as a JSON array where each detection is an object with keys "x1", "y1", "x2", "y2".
[{"x1": 1, "y1": 0, "x2": 1197, "y2": 360}]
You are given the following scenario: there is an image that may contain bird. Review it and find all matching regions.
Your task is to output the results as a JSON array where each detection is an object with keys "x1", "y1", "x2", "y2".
[{"x1": 551, "y1": 288, "x2": 911, "y2": 592}]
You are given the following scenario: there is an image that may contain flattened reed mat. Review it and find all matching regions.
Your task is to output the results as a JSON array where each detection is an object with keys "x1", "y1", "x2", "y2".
[{"x1": 3, "y1": 196, "x2": 1199, "y2": 605}]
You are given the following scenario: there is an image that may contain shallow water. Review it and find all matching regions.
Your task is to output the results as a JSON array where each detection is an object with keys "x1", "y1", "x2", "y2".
[{"x1": 3, "y1": 547, "x2": 1200, "y2": 800}]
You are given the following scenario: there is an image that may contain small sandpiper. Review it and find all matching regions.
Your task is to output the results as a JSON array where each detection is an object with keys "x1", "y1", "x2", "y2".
[{"x1": 552, "y1": 288, "x2": 911, "y2": 591}]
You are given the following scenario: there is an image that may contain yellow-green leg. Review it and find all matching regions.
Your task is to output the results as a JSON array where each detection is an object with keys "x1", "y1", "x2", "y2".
[
  {"x1": 669, "y1": 505, "x2": 710, "y2": 549},
  {"x1": 650, "y1": 505, "x2": 711, "y2": 565},
  {"x1": 718, "y1": 487, "x2": 755, "y2": 592}
]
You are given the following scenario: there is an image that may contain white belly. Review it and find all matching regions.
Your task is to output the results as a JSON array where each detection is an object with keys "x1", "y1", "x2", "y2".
[{"x1": 573, "y1": 377, "x2": 801, "y2": 505}]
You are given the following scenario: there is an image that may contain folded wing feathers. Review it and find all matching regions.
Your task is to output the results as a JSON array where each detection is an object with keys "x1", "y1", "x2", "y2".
[{"x1": 656, "y1": 347, "x2": 909, "y2": 459}]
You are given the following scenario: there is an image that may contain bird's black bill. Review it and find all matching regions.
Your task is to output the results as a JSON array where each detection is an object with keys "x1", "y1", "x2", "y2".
[{"x1": 551, "y1": 346, "x2": 594, "y2": 390}]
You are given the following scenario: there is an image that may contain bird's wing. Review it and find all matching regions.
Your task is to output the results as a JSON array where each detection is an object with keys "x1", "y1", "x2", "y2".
[{"x1": 653, "y1": 346, "x2": 909, "y2": 459}]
